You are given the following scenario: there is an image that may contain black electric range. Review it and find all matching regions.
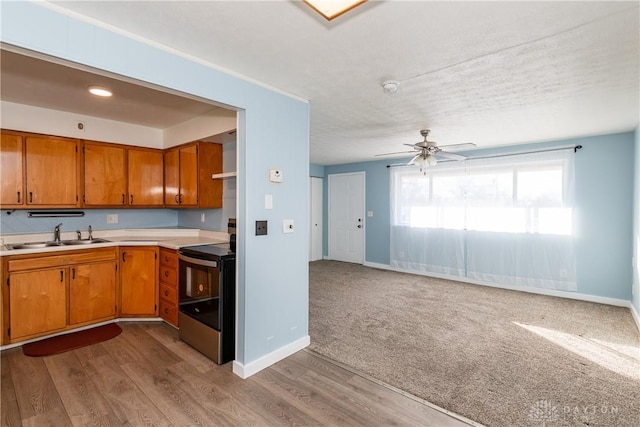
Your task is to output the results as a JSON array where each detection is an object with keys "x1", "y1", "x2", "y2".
[{"x1": 180, "y1": 243, "x2": 235, "y2": 260}]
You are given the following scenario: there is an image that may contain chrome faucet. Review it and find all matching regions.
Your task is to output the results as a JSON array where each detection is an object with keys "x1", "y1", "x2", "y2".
[
  {"x1": 76, "y1": 230, "x2": 82, "y2": 240},
  {"x1": 88, "y1": 225, "x2": 93, "y2": 241},
  {"x1": 53, "y1": 223, "x2": 63, "y2": 243}
]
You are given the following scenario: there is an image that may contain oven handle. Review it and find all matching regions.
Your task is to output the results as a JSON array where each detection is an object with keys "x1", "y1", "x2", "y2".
[{"x1": 179, "y1": 253, "x2": 218, "y2": 268}]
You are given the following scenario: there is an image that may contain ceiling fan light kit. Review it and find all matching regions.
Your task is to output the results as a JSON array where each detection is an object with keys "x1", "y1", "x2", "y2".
[{"x1": 375, "y1": 129, "x2": 476, "y2": 173}]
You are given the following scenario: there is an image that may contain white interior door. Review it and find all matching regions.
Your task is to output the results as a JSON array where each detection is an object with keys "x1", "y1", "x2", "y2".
[
  {"x1": 328, "y1": 172, "x2": 365, "y2": 264},
  {"x1": 309, "y1": 177, "x2": 323, "y2": 261}
]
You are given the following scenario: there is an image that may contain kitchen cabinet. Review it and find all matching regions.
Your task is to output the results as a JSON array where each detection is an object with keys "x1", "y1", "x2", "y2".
[
  {"x1": 8, "y1": 268, "x2": 67, "y2": 341},
  {"x1": 83, "y1": 141, "x2": 128, "y2": 206},
  {"x1": 25, "y1": 135, "x2": 81, "y2": 207},
  {"x1": 119, "y1": 246, "x2": 158, "y2": 317},
  {"x1": 164, "y1": 141, "x2": 223, "y2": 208},
  {"x1": 69, "y1": 260, "x2": 117, "y2": 325},
  {"x1": 3, "y1": 248, "x2": 117, "y2": 343},
  {"x1": 159, "y1": 248, "x2": 178, "y2": 326},
  {"x1": 83, "y1": 143, "x2": 163, "y2": 207},
  {"x1": 0, "y1": 131, "x2": 24, "y2": 207},
  {"x1": 128, "y1": 147, "x2": 164, "y2": 206}
]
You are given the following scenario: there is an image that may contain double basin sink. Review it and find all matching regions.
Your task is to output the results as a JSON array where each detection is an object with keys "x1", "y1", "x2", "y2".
[{"x1": 6, "y1": 238, "x2": 110, "y2": 250}]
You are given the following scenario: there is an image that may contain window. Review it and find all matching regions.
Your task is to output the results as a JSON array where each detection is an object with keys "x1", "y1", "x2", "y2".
[
  {"x1": 393, "y1": 158, "x2": 572, "y2": 235},
  {"x1": 390, "y1": 148, "x2": 577, "y2": 291}
]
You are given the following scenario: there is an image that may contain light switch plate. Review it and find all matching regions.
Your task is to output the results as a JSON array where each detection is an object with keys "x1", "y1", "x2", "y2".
[{"x1": 269, "y1": 168, "x2": 283, "y2": 183}]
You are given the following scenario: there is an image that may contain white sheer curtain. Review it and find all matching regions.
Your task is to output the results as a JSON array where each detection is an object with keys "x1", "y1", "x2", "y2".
[{"x1": 390, "y1": 149, "x2": 577, "y2": 291}]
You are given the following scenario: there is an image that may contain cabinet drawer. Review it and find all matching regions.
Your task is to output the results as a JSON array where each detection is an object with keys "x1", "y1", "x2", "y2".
[
  {"x1": 159, "y1": 248, "x2": 177, "y2": 268},
  {"x1": 159, "y1": 282, "x2": 177, "y2": 304},
  {"x1": 159, "y1": 265, "x2": 177, "y2": 285},
  {"x1": 159, "y1": 298, "x2": 178, "y2": 326}
]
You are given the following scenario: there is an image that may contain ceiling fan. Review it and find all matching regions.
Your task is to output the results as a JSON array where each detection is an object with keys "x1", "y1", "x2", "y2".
[{"x1": 376, "y1": 130, "x2": 476, "y2": 174}]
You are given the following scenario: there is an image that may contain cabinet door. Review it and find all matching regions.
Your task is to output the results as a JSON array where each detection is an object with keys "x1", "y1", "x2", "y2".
[
  {"x1": 164, "y1": 148, "x2": 180, "y2": 206},
  {"x1": 69, "y1": 261, "x2": 117, "y2": 325},
  {"x1": 83, "y1": 142, "x2": 127, "y2": 206},
  {"x1": 179, "y1": 144, "x2": 198, "y2": 206},
  {"x1": 128, "y1": 148, "x2": 164, "y2": 206},
  {"x1": 0, "y1": 132, "x2": 24, "y2": 206},
  {"x1": 25, "y1": 136, "x2": 79, "y2": 206},
  {"x1": 120, "y1": 247, "x2": 158, "y2": 316},
  {"x1": 9, "y1": 268, "x2": 67, "y2": 340}
]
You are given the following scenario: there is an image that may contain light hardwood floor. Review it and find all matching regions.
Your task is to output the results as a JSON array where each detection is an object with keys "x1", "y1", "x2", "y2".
[{"x1": 1, "y1": 322, "x2": 473, "y2": 426}]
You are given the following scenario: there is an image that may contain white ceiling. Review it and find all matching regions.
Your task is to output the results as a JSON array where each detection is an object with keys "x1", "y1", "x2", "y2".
[{"x1": 5, "y1": 1, "x2": 640, "y2": 165}]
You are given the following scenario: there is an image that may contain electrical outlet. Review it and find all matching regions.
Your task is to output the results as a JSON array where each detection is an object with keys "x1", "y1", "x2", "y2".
[
  {"x1": 200, "y1": 212, "x2": 206, "y2": 223},
  {"x1": 107, "y1": 214, "x2": 118, "y2": 224}
]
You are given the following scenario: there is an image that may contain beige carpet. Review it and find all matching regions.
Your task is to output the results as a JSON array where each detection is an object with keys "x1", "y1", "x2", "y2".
[{"x1": 308, "y1": 260, "x2": 640, "y2": 427}]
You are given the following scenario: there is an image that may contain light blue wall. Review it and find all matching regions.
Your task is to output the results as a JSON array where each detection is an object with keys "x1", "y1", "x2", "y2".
[
  {"x1": 1, "y1": 2, "x2": 309, "y2": 367},
  {"x1": 310, "y1": 163, "x2": 325, "y2": 177},
  {"x1": 324, "y1": 132, "x2": 636, "y2": 301},
  {"x1": 633, "y1": 126, "x2": 640, "y2": 315},
  {"x1": 0, "y1": 209, "x2": 178, "y2": 235}
]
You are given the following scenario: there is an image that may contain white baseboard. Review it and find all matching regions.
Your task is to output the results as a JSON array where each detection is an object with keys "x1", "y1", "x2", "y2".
[
  {"x1": 366, "y1": 262, "x2": 631, "y2": 308},
  {"x1": 232, "y1": 335, "x2": 310, "y2": 379},
  {"x1": 630, "y1": 303, "x2": 640, "y2": 333}
]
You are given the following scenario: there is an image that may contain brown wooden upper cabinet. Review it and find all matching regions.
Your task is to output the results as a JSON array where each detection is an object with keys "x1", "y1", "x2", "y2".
[
  {"x1": 128, "y1": 147, "x2": 164, "y2": 207},
  {"x1": 0, "y1": 131, "x2": 24, "y2": 207},
  {"x1": 164, "y1": 141, "x2": 223, "y2": 208},
  {"x1": 25, "y1": 134, "x2": 81, "y2": 207},
  {"x1": 83, "y1": 141, "x2": 163, "y2": 207},
  {"x1": 83, "y1": 141, "x2": 128, "y2": 206}
]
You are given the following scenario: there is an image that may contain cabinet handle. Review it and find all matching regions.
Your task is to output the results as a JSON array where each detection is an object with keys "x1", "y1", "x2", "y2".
[
  {"x1": 130, "y1": 195, "x2": 134, "y2": 205},
  {"x1": 71, "y1": 268, "x2": 75, "y2": 279},
  {"x1": 122, "y1": 194, "x2": 125, "y2": 205},
  {"x1": 29, "y1": 192, "x2": 33, "y2": 203},
  {"x1": 164, "y1": 271, "x2": 169, "y2": 277},
  {"x1": 175, "y1": 194, "x2": 180, "y2": 204},
  {"x1": 164, "y1": 308, "x2": 169, "y2": 315},
  {"x1": 122, "y1": 251, "x2": 126, "y2": 262},
  {"x1": 60, "y1": 270, "x2": 64, "y2": 282},
  {"x1": 17, "y1": 191, "x2": 20, "y2": 203},
  {"x1": 164, "y1": 290, "x2": 169, "y2": 297}
]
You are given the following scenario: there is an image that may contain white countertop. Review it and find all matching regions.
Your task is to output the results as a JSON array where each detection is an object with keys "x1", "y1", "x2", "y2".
[{"x1": 0, "y1": 228, "x2": 229, "y2": 256}]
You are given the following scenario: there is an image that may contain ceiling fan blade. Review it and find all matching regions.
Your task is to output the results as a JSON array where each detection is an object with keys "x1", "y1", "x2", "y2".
[
  {"x1": 437, "y1": 142, "x2": 476, "y2": 151},
  {"x1": 403, "y1": 143, "x2": 421, "y2": 149},
  {"x1": 436, "y1": 151, "x2": 467, "y2": 161},
  {"x1": 374, "y1": 150, "x2": 416, "y2": 157}
]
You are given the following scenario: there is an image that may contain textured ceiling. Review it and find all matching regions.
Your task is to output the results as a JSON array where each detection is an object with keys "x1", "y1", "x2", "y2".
[{"x1": 17, "y1": 1, "x2": 640, "y2": 164}]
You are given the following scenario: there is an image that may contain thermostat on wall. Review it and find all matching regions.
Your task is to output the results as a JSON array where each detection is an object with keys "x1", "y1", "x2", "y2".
[{"x1": 269, "y1": 168, "x2": 283, "y2": 183}]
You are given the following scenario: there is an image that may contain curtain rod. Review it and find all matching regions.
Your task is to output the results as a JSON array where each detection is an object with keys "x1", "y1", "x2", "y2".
[{"x1": 386, "y1": 144, "x2": 582, "y2": 168}]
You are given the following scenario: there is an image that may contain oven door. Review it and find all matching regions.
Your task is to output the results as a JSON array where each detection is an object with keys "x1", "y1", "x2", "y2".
[{"x1": 178, "y1": 254, "x2": 221, "y2": 330}]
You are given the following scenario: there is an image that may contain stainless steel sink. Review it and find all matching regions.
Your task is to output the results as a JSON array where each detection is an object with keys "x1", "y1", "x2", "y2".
[
  {"x1": 61, "y1": 238, "x2": 109, "y2": 245},
  {"x1": 6, "y1": 241, "x2": 62, "y2": 249},
  {"x1": 6, "y1": 238, "x2": 109, "y2": 250}
]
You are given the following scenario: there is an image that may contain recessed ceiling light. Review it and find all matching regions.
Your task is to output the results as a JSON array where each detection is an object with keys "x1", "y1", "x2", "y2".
[
  {"x1": 303, "y1": 0, "x2": 367, "y2": 21},
  {"x1": 88, "y1": 86, "x2": 112, "y2": 97}
]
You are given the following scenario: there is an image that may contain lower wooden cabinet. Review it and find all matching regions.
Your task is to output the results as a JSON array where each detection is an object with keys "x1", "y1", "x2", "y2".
[
  {"x1": 119, "y1": 246, "x2": 158, "y2": 317},
  {"x1": 3, "y1": 248, "x2": 118, "y2": 343},
  {"x1": 69, "y1": 261, "x2": 117, "y2": 325},
  {"x1": 9, "y1": 268, "x2": 67, "y2": 341}
]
